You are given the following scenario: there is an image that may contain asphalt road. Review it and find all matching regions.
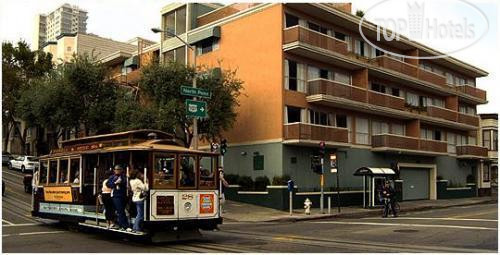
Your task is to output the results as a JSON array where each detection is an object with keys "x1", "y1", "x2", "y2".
[{"x1": 2, "y1": 166, "x2": 498, "y2": 253}]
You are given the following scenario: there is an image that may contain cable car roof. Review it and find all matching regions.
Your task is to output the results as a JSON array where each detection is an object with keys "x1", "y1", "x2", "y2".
[{"x1": 353, "y1": 167, "x2": 396, "y2": 176}]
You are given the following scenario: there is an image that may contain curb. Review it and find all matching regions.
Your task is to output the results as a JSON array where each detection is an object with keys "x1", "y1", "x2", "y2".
[{"x1": 226, "y1": 198, "x2": 497, "y2": 223}]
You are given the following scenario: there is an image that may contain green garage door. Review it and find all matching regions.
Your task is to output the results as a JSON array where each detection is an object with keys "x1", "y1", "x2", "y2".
[{"x1": 400, "y1": 168, "x2": 430, "y2": 200}]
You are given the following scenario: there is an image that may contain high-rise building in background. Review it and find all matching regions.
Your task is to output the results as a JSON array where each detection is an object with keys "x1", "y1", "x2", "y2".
[{"x1": 33, "y1": 3, "x2": 87, "y2": 50}]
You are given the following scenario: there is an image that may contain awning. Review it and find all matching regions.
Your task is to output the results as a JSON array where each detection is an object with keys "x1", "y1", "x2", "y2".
[
  {"x1": 353, "y1": 167, "x2": 395, "y2": 176},
  {"x1": 187, "y1": 26, "x2": 221, "y2": 45},
  {"x1": 124, "y1": 55, "x2": 138, "y2": 67}
]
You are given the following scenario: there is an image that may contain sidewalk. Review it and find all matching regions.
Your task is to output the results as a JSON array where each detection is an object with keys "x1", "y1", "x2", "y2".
[{"x1": 222, "y1": 196, "x2": 497, "y2": 223}]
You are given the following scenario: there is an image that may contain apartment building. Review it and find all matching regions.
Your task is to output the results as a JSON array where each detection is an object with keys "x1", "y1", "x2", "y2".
[
  {"x1": 33, "y1": 3, "x2": 88, "y2": 50},
  {"x1": 152, "y1": 3, "x2": 490, "y2": 200},
  {"x1": 479, "y1": 114, "x2": 498, "y2": 195}
]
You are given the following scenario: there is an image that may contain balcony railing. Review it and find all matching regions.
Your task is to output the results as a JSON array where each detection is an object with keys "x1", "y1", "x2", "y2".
[
  {"x1": 371, "y1": 55, "x2": 418, "y2": 77},
  {"x1": 456, "y1": 85, "x2": 487, "y2": 101},
  {"x1": 308, "y1": 79, "x2": 367, "y2": 103},
  {"x1": 372, "y1": 134, "x2": 447, "y2": 154},
  {"x1": 283, "y1": 26, "x2": 349, "y2": 56},
  {"x1": 368, "y1": 91, "x2": 405, "y2": 110},
  {"x1": 418, "y1": 68, "x2": 447, "y2": 87},
  {"x1": 457, "y1": 113, "x2": 479, "y2": 126},
  {"x1": 426, "y1": 106, "x2": 457, "y2": 122},
  {"x1": 284, "y1": 123, "x2": 349, "y2": 143},
  {"x1": 456, "y1": 145, "x2": 488, "y2": 157}
]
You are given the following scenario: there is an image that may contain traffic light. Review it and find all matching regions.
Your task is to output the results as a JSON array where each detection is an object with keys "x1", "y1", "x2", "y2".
[
  {"x1": 311, "y1": 155, "x2": 323, "y2": 174},
  {"x1": 220, "y1": 139, "x2": 227, "y2": 155},
  {"x1": 319, "y1": 141, "x2": 326, "y2": 157}
]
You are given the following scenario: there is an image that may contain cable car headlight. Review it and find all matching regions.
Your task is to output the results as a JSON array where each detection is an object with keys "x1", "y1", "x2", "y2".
[{"x1": 184, "y1": 202, "x2": 192, "y2": 212}]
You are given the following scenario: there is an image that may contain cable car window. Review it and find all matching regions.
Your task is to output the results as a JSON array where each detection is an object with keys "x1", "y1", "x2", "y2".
[
  {"x1": 153, "y1": 154, "x2": 176, "y2": 189},
  {"x1": 48, "y1": 160, "x2": 58, "y2": 184},
  {"x1": 70, "y1": 158, "x2": 80, "y2": 184},
  {"x1": 199, "y1": 156, "x2": 216, "y2": 188},
  {"x1": 179, "y1": 155, "x2": 196, "y2": 188},
  {"x1": 39, "y1": 160, "x2": 48, "y2": 185},
  {"x1": 59, "y1": 159, "x2": 69, "y2": 184}
]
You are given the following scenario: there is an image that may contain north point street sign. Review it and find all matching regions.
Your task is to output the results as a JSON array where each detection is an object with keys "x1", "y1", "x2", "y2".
[
  {"x1": 181, "y1": 86, "x2": 211, "y2": 99},
  {"x1": 185, "y1": 99, "x2": 207, "y2": 118}
]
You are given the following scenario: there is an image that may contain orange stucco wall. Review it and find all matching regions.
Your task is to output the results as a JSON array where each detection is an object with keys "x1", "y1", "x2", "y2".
[{"x1": 195, "y1": 4, "x2": 284, "y2": 144}]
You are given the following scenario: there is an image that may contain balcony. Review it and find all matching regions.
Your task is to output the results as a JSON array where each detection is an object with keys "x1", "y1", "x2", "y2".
[
  {"x1": 457, "y1": 113, "x2": 479, "y2": 126},
  {"x1": 456, "y1": 85, "x2": 487, "y2": 101},
  {"x1": 308, "y1": 79, "x2": 366, "y2": 103},
  {"x1": 426, "y1": 106, "x2": 457, "y2": 122},
  {"x1": 283, "y1": 123, "x2": 349, "y2": 144},
  {"x1": 368, "y1": 91, "x2": 405, "y2": 111},
  {"x1": 456, "y1": 145, "x2": 488, "y2": 158},
  {"x1": 283, "y1": 26, "x2": 349, "y2": 56},
  {"x1": 372, "y1": 134, "x2": 448, "y2": 155},
  {"x1": 371, "y1": 55, "x2": 418, "y2": 77},
  {"x1": 418, "y1": 69, "x2": 447, "y2": 87}
]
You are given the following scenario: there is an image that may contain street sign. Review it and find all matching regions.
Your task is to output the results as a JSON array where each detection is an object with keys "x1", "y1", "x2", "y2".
[
  {"x1": 181, "y1": 86, "x2": 211, "y2": 99},
  {"x1": 185, "y1": 99, "x2": 207, "y2": 118}
]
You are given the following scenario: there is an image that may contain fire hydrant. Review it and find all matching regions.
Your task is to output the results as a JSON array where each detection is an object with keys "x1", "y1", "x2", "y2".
[{"x1": 304, "y1": 198, "x2": 312, "y2": 215}]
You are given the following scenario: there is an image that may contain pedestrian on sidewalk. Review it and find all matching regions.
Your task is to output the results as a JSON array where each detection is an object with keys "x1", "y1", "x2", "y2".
[
  {"x1": 100, "y1": 170, "x2": 115, "y2": 229},
  {"x1": 219, "y1": 167, "x2": 229, "y2": 213},
  {"x1": 381, "y1": 180, "x2": 397, "y2": 218},
  {"x1": 129, "y1": 170, "x2": 148, "y2": 233}
]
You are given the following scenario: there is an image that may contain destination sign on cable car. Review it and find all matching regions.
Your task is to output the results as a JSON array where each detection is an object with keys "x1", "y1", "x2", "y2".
[{"x1": 50, "y1": 143, "x2": 103, "y2": 154}]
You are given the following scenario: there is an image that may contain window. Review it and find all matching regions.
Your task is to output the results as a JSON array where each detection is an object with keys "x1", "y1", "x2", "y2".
[
  {"x1": 153, "y1": 154, "x2": 176, "y2": 189},
  {"x1": 309, "y1": 110, "x2": 329, "y2": 126},
  {"x1": 355, "y1": 39, "x2": 368, "y2": 57},
  {"x1": 420, "y1": 128, "x2": 433, "y2": 140},
  {"x1": 334, "y1": 71, "x2": 351, "y2": 84},
  {"x1": 196, "y1": 38, "x2": 219, "y2": 55},
  {"x1": 434, "y1": 130, "x2": 442, "y2": 141},
  {"x1": 175, "y1": 46, "x2": 186, "y2": 65},
  {"x1": 179, "y1": 155, "x2": 196, "y2": 188},
  {"x1": 372, "y1": 120, "x2": 389, "y2": 135},
  {"x1": 286, "y1": 106, "x2": 302, "y2": 123},
  {"x1": 48, "y1": 160, "x2": 58, "y2": 184},
  {"x1": 469, "y1": 136, "x2": 477, "y2": 145},
  {"x1": 493, "y1": 130, "x2": 498, "y2": 151},
  {"x1": 164, "y1": 11, "x2": 175, "y2": 37},
  {"x1": 419, "y1": 96, "x2": 428, "y2": 107},
  {"x1": 406, "y1": 92, "x2": 419, "y2": 106},
  {"x1": 355, "y1": 117, "x2": 370, "y2": 144},
  {"x1": 334, "y1": 31, "x2": 346, "y2": 41},
  {"x1": 432, "y1": 98, "x2": 445, "y2": 108},
  {"x1": 308, "y1": 22, "x2": 319, "y2": 32},
  {"x1": 391, "y1": 88, "x2": 400, "y2": 97},
  {"x1": 69, "y1": 158, "x2": 80, "y2": 184},
  {"x1": 483, "y1": 131, "x2": 491, "y2": 150},
  {"x1": 253, "y1": 154, "x2": 264, "y2": 170},
  {"x1": 375, "y1": 48, "x2": 384, "y2": 57},
  {"x1": 307, "y1": 66, "x2": 320, "y2": 81},
  {"x1": 59, "y1": 159, "x2": 69, "y2": 184},
  {"x1": 391, "y1": 123, "x2": 405, "y2": 136},
  {"x1": 285, "y1": 59, "x2": 297, "y2": 91},
  {"x1": 447, "y1": 132, "x2": 456, "y2": 154},
  {"x1": 285, "y1": 13, "x2": 299, "y2": 28},
  {"x1": 39, "y1": 160, "x2": 48, "y2": 185},
  {"x1": 319, "y1": 69, "x2": 329, "y2": 79},
  {"x1": 371, "y1": 83, "x2": 386, "y2": 93},
  {"x1": 336, "y1": 115, "x2": 347, "y2": 128},
  {"x1": 484, "y1": 164, "x2": 490, "y2": 182},
  {"x1": 199, "y1": 156, "x2": 216, "y2": 188},
  {"x1": 175, "y1": 7, "x2": 186, "y2": 35}
]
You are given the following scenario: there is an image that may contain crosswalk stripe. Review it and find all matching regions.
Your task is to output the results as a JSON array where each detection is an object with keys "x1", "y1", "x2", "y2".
[
  {"x1": 312, "y1": 221, "x2": 497, "y2": 231},
  {"x1": 363, "y1": 217, "x2": 498, "y2": 222}
]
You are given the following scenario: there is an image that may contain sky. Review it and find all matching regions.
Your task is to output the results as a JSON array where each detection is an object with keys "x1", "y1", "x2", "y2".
[{"x1": 0, "y1": 0, "x2": 498, "y2": 114}]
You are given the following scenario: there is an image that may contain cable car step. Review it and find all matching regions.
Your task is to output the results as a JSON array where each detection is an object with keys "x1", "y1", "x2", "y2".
[{"x1": 78, "y1": 222, "x2": 147, "y2": 236}]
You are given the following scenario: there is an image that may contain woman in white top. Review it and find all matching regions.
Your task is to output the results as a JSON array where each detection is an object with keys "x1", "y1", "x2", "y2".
[
  {"x1": 100, "y1": 171, "x2": 115, "y2": 229},
  {"x1": 129, "y1": 170, "x2": 148, "y2": 232}
]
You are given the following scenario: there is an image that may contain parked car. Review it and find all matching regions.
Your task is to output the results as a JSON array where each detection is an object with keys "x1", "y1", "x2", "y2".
[
  {"x1": 2, "y1": 152, "x2": 13, "y2": 166},
  {"x1": 8, "y1": 156, "x2": 38, "y2": 173}
]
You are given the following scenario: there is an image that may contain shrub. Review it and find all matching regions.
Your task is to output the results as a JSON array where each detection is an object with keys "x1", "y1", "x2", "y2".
[
  {"x1": 224, "y1": 174, "x2": 239, "y2": 185},
  {"x1": 272, "y1": 175, "x2": 291, "y2": 185},
  {"x1": 254, "y1": 176, "x2": 270, "y2": 191},
  {"x1": 238, "y1": 176, "x2": 254, "y2": 191}
]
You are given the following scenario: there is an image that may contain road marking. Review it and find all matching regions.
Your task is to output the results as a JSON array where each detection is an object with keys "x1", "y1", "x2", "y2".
[
  {"x1": 2, "y1": 219, "x2": 15, "y2": 225},
  {"x1": 2, "y1": 170, "x2": 25, "y2": 179},
  {"x1": 2, "y1": 223, "x2": 42, "y2": 227},
  {"x1": 312, "y1": 221, "x2": 497, "y2": 231},
  {"x1": 364, "y1": 217, "x2": 498, "y2": 222},
  {"x1": 3, "y1": 230, "x2": 67, "y2": 237}
]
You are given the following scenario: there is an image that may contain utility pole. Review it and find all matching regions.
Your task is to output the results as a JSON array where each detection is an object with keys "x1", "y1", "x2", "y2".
[{"x1": 319, "y1": 141, "x2": 326, "y2": 214}]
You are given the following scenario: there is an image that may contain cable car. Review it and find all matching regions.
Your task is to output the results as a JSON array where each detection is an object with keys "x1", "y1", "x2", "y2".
[{"x1": 31, "y1": 130, "x2": 222, "y2": 241}]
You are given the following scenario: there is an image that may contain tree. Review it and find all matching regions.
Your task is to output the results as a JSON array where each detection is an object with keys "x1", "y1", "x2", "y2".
[
  {"x1": 355, "y1": 10, "x2": 365, "y2": 18},
  {"x1": 16, "y1": 54, "x2": 117, "y2": 150},
  {"x1": 114, "y1": 61, "x2": 244, "y2": 147},
  {"x1": 2, "y1": 41, "x2": 53, "y2": 153}
]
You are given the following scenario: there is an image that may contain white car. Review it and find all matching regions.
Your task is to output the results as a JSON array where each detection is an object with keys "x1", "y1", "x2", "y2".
[{"x1": 8, "y1": 156, "x2": 39, "y2": 173}]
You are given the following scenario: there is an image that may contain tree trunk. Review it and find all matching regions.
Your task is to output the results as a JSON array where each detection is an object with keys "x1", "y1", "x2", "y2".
[{"x1": 3, "y1": 122, "x2": 13, "y2": 152}]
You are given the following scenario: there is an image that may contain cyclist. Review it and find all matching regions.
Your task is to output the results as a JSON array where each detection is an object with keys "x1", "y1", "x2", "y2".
[{"x1": 381, "y1": 180, "x2": 398, "y2": 218}]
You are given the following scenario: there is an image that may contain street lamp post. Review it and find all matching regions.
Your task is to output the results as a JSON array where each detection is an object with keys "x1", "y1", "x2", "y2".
[{"x1": 152, "y1": 27, "x2": 199, "y2": 150}]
